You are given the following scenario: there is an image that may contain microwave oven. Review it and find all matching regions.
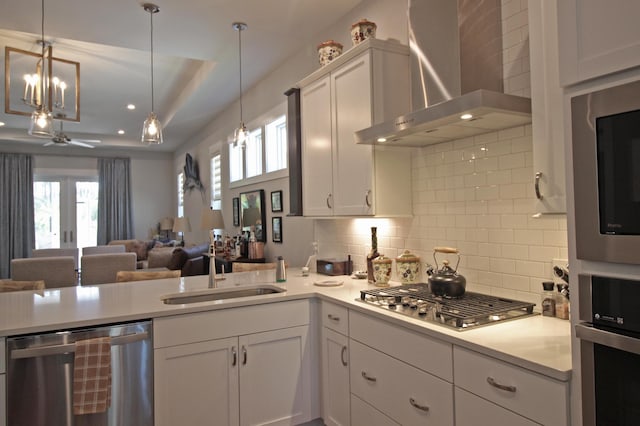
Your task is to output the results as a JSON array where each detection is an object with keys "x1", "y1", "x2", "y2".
[{"x1": 572, "y1": 79, "x2": 640, "y2": 265}]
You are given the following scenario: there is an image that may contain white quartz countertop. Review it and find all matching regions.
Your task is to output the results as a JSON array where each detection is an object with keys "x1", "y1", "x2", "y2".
[{"x1": 0, "y1": 269, "x2": 572, "y2": 381}]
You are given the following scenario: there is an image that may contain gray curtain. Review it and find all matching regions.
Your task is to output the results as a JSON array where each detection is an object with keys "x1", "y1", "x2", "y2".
[
  {"x1": 97, "y1": 157, "x2": 133, "y2": 244},
  {"x1": 0, "y1": 153, "x2": 34, "y2": 278}
]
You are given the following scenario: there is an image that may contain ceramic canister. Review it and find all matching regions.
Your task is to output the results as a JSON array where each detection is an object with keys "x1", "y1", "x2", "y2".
[
  {"x1": 372, "y1": 255, "x2": 392, "y2": 287},
  {"x1": 395, "y1": 249, "x2": 421, "y2": 284},
  {"x1": 317, "y1": 40, "x2": 343, "y2": 66},
  {"x1": 351, "y1": 18, "x2": 377, "y2": 45}
]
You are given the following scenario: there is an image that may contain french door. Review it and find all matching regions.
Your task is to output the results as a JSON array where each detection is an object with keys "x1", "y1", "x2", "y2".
[{"x1": 33, "y1": 177, "x2": 99, "y2": 249}]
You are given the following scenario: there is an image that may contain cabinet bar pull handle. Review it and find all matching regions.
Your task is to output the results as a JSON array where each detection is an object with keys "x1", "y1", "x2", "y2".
[
  {"x1": 63, "y1": 231, "x2": 67, "y2": 243},
  {"x1": 231, "y1": 346, "x2": 237, "y2": 366},
  {"x1": 365, "y1": 190, "x2": 372, "y2": 208},
  {"x1": 341, "y1": 346, "x2": 348, "y2": 367},
  {"x1": 486, "y1": 376, "x2": 516, "y2": 393},
  {"x1": 535, "y1": 171, "x2": 543, "y2": 200},
  {"x1": 242, "y1": 345, "x2": 247, "y2": 365},
  {"x1": 326, "y1": 193, "x2": 333, "y2": 209},
  {"x1": 409, "y1": 397, "x2": 430, "y2": 412},
  {"x1": 327, "y1": 314, "x2": 340, "y2": 321},
  {"x1": 70, "y1": 230, "x2": 74, "y2": 243},
  {"x1": 361, "y1": 371, "x2": 377, "y2": 382}
]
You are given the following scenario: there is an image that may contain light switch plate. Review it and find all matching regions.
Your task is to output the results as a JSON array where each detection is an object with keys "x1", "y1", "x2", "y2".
[{"x1": 552, "y1": 258, "x2": 569, "y2": 285}]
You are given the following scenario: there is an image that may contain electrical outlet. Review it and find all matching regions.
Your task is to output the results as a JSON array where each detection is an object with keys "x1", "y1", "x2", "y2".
[{"x1": 552, "y1": 258, "x2": 569, "y2": 285}]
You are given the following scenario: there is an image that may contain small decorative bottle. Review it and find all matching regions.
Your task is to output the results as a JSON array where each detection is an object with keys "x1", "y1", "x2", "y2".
[
  {"x1": 541, "y1": 281, "x2": 557, "y2": 317},
  {"x1": 366, "y1": 227, "x2": 380, "y2": 284}
]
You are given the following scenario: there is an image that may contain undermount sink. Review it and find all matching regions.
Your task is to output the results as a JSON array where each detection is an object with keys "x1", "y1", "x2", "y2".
[{"x1": 161, "y1": 284, "x2": 285, "y2": 305}]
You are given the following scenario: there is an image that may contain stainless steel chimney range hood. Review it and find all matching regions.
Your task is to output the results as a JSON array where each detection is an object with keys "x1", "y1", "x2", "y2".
[
  {"x1": 356, "y1": 0, "x2": 532, "y2": 147},
  {"x1": 354, "y1": 89, "x2": 531, "y2": 147}
]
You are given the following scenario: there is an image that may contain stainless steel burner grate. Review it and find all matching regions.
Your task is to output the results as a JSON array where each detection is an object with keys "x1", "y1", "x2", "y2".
[{"x1": 359, "y1": 283, "x2": 536, "y2": 330}]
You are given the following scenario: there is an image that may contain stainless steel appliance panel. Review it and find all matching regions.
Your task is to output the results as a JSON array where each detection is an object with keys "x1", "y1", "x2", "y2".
[
  {"x1": 7, "y1": 320, "x2": 153, "y2": 426},
  {"x1": 572, "y1": 79, "x2": 640, "y2": 264}
]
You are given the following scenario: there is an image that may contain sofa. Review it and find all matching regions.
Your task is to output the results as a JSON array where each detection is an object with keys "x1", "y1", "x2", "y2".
[{"x1": 108, "y1": 239, "x2": 210, "y2": 276}]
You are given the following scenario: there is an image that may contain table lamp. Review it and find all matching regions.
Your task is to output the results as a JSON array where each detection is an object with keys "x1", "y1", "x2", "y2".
[
  {"x1": 172, "y1": 216, "x2": 191, "y2": 246},
  {"x1": 201, "y1": 208, "x2": 225, "y2": 245},
  {"x1": 159, "y1": 217, "x2": 174, "y2": 240}
]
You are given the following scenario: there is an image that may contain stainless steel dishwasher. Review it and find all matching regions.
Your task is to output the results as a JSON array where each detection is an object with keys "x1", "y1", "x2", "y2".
[{"x1": 6, "y1": 320, "x2": 153, "y2": 426}]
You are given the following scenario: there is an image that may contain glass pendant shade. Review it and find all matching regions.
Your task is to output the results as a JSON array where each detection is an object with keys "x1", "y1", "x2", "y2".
[
  {"x1": 142, "y1": 111, "x2": 163, "y2": 144},
  {"x1": 234, "y1": 122, "x2": 247, "y2": 147},
  {"x1": 28, "y1": 106, "x2": 54, "y2": 137}
]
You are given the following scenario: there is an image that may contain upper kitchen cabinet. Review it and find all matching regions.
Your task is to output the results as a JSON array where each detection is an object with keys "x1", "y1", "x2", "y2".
[
  {"x1": 298, "y1": 39, "x2": 412, "y2": 217},
  {"x1": 557, "y1": 0, "x2": 640, "y2": 86},
  {"x1": 529, "y1": 0, "x2": 566, "y2": 214}
]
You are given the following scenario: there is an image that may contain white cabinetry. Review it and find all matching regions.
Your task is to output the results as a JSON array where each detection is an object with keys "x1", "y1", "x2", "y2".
[
  {"x1": 320, "y1": 302, "x2": 350, "y2": 426},
  {"x1": 528, "y1": 0, "x2": 566, "y2": 214},
  {"x1": 154, "y1": 300, "x2": 312, "y2": 426},
  {"x1": 557, "y1": 0, "x2": 640, "y2": 86},
  {"x1": 453, "y1": 346, "x2": 569, "y2": 426},
  {"x1": 349, "y1": 311, "x2": 454, "y2": 425},
  {"x1": 299, "y1": 39, "x2": 412, "y2": 217}
]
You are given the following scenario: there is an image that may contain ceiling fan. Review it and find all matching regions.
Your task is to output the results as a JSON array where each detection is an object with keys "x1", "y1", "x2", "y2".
[{"x1": 43, "y1": 120, "x2": 101, "y2": 148}]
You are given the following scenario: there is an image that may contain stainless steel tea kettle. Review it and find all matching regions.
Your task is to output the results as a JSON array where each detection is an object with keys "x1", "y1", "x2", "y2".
[{"x1": 426, "y1": 247, "x2": 466, "y2": 298}]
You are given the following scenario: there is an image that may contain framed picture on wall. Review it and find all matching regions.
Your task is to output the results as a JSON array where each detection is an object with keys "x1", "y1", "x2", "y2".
[
  {"x1": 271, "y1": 190, "x2": 283, "y2": 212},
  {"x1": 272, "y1": 217, "x2": 282, "y2": 243},
  {"x1": 240, "y1": 189, "x2": 266, "y2": 242},
  {"x1": 232, "y1": 197, "x2": 240, "y2": 227}
]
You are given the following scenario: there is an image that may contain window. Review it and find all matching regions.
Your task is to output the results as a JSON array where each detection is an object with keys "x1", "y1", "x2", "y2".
[
  {"x1": 265, "y1": 114, "x2": 287, "y2": 173},
  {"x1": 228, "y1": 105, "x2": 288, "y2": 186},
  {"x1": 210, "y1": 153, "x2": 222, "y2": 210},
  {"x1": 177, "y1": 172, "x2": 184, "y2": 217}
]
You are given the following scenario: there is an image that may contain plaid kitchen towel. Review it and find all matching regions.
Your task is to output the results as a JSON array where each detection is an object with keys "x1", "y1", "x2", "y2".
[{"x1": 72, "y1": 336, "x2": 112, "y2": 415}]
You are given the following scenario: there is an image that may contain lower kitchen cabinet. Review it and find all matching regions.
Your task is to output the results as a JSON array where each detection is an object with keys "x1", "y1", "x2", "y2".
[
  {"x1": 349, "y1": 339, "x2": 454, "y2": 425},
  {"x1": 455, "y1": 388, "x2": 538, "y2": 426},
  {"x1": 350, "y1": 395, "x2": 399, "y2": 426},
  {"x1": 453, "y1": 346, "x2": 569, "y2": 426},
  {"x1": 154, "y1": 300, "x2": 312, "y2": 426},
  {"x1": 321, "y1": 327, "x2": 350, "y2": 426},
  {"x1": 155, "y1": 337, "x2": 239, "y2": 426}
]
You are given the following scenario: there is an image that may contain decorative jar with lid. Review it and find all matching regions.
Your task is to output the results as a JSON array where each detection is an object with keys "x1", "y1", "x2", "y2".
[
  {"x1": 372, "y1": 255, "x2": 392, "y2": 287},
  {"x1": 395, "y1": 250, "x2": 420, "y2": 284},
  {"x1": 317, "y1": 40, "x2": 343, "y2": 66},
  {"x1": 351, "y1": 19, "x2": 377, "y2": 45}
]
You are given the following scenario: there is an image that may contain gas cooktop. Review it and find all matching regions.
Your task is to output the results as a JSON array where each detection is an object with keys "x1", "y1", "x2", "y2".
[{"x1": 358, "y1": 283, "x2": 536, "y2": 331}]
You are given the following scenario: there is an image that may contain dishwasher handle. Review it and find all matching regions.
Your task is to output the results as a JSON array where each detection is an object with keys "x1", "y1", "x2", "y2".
[{"x1": 10, "y1": 331, "x2": 150, "y2": 359}]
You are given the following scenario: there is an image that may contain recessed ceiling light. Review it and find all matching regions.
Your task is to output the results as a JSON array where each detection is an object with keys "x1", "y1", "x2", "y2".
[
  {"x1": 118, "y1": 129, "x2": 125, "y2": 135},
  {"x1": 460, "y1": 113, "x2": 473, "y2": 120},
  {"x1": 0, "y1": 121, "x2": 5, "y2": 127},
  {"x1": 127, "y1": 104, "x2": 136, "y2": 110},
  {"x1": 377, "y1": 137, "x2": 387, "y2": 143}
]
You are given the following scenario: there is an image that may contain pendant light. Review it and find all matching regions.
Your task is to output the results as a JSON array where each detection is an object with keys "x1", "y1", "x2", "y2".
[
  {"x1": 141, "y1": 3, "x2": 163, "y2": 145},
  {"x1": 28, "y1": 0, "x2": 53, "y2": 137},
  {"x1": 232, "y1": 22, "x2": 248, "y2": 148}
]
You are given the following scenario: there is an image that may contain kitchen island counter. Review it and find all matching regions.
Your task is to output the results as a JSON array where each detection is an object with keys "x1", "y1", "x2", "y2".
[{"x1": 0, "y1": 270, "x2": 571, "y2": 381}]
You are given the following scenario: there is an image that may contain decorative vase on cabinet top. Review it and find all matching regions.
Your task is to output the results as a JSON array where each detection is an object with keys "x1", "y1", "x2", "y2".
[
  {"x1": 317, "y1": 40, "x2": 343, "y2": 66},
  {"x1": 351, "y1": 18, "x2": 377, "y2": 45}
]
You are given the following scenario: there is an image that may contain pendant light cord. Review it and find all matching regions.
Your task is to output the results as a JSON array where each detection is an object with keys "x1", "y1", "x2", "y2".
[
  {"x1": 40, "y1": 0, "x2": 46, "y2": 108},
  {"x1": 238, "y1": 26, "x2": 243, "y2": 123},
  {"x1": 150, "y1": 9, "x2": 155, "y2": 113}
]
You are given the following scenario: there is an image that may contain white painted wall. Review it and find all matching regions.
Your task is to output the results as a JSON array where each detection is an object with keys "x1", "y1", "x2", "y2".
[{"x1": 173, "y1": 0, "x2": 408, "y2": 266}]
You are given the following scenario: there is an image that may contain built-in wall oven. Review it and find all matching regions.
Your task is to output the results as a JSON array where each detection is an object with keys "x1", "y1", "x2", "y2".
[
  {"x1": 576, "y1": 274, "x2": 640, "y2": 426},
  {"x1": 572, "y1": 79, "x2": 640, "y2": 264}
]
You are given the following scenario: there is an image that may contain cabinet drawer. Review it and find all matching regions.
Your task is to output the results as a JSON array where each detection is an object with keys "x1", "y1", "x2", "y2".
[
  {"x1": 350, "y1": 310, "x2": 453, "y2": 381},
  {"x1": 0, "y1": 338, "x2": 5, "y2": 373},
  {"x1": 154, "y1": 300, "x2": 309, "y2": 348},
  {"x1": 455, "y1": 388, "x2": 538, "y2": 426},
  {"x1": 321, "y1": 301, "x2": 348, "y2": 335},
  {"x1": 351, "y1": 394, "x2": 399, "y2": 426},
  {"x1": 350, "y1": 340, "x2": 454, "y2": 426},
  {"x1": 454, "y1": 346, "x2": 569, "y2": 426}
]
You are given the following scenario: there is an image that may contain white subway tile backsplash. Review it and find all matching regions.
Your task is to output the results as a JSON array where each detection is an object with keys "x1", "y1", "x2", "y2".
[{"x1": 312, "y1": 1, "x2": 564, "y2": 302}]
